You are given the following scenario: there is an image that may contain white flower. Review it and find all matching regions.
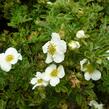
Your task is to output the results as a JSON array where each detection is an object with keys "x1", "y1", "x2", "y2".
[
  {"x1": 80, "y1": 59, "x2": 101, "y2": 81},
  {"x1": 89, "y1": 100, "x2": 104, "y2": 109},
  {"x1": 30, "y1": 72, "x2": 48, "y2": 90},
  {"x1": 0, "y1": 47, "x2": 22, "y2": 72},
  {"x1": 43, "y1": 64, "x2": 65, "y2": 87},
  {"x1": 68, "y1": 40, "x2": 80, "y2": 50},
  {"x1": 42, "y1": 32, "x2": 67, "y2": 63},
  {"x1": 76, "y1": 30, "x2": 87, "y2": 39}
]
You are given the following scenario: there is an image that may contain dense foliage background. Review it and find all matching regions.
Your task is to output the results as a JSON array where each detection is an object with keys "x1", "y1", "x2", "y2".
[{"x1": 0, "y1": 0, "x2": 109, "y2": 109}]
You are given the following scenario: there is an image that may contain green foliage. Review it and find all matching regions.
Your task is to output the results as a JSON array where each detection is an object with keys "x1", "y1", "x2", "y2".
[{"x1": 0, "y1": 0, "x2": 109, "y2": 108}]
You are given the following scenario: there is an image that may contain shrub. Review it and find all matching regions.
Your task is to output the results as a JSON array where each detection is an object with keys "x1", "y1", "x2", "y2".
[{"x1": 0, "y1": 0, "x2": 109, "y2": 109}]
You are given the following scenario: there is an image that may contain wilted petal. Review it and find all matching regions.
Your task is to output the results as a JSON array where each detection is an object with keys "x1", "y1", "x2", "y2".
[
  {"x1": 84, "y1": 72, "x2": 91, "y2": 81},
  {"x1": 91, "y1": 70, "x2": 101, "y2": 81}
]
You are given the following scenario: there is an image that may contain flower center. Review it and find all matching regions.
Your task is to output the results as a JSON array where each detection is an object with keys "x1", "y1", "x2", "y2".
[
  {"x1": 48, "y1": 43, "x2": 56, "y2": 55},
  {"x1": 50, "y1": 69, "x2": 58, "y2": 77},
  {"x1": 86, "y1": 64, "x2": 94, "y2": 73},
  {"x1": 37, "y1": 79, "x2": 43, "y2": 84},
  {"x1": 5, "y1": 55, "x2": 14, "y2": 62}
]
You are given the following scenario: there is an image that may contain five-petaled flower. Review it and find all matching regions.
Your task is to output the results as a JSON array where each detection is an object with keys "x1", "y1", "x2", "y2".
[
  {"x1": 42, "y1": 32, "x2": 67, "y2": 64},
  {"x1": 30, "y1": 72, "x2": 48, "y2": 90},
  {"x1": 0, "y1": 47, "x2": 22, "y2": 72},
  {"x1": 43, "y1": 64, "x2": 65, "y2": 86},
  {"x1": 80, "y1": 59, "x2": 101, "y2": 81}
]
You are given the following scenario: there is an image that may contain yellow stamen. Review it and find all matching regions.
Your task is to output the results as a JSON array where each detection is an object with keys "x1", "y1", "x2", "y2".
[
  {"x1": 6, "y1": 55, "x2": 14, "y2": 62},
  {"x1": 48, "y1": 43, "x2": 56, "y2": 55},
  {"x1": 37, "y1": 79, "x2": 43, "y2": 83},
  {"x1": 50, "y1": 69, "x2": 58, "y2": 77},
  {"x1": 86, "y1": 64, "x2": 94, "y2": 73}
]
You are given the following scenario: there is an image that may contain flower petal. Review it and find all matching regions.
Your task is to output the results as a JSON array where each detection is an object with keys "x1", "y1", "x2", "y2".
[
  {"x1": 76, "y1": 30, "x2": 85, "y2": 39},
  {"x1": 44, "y1": 64, "x2": 57, "y2": 81},
  {"x1": 91, "y1": 70, "x2": 101, "y2": 81},
  {"x1": 30, "y1": 77, "x2": 37, "y2": 85},
  {"x1": 53, "y1": 53, "x2": 64, "y2": 63},
  {"x1": 50, "y1": 77, "x2": 60, "y2": 86},
  {"x1": 95, "y1": 104, "x2": 104, "y2": 109},
  {"x1": 89, "y1": 100, "x2": 98, "y2": 106},
  {"x1": 57, "y1": 65, "x2": 65, "y2": 78},
  {"x1": 0, "y1": 61, "x2": 12, "y2": 72},
  {"x1": 18, "y1": 53, "x2": 22, "y2": 60},
  {"x1": 32, "y1": 84, "x2": 37, "y2": 90},
  {"x1": 35, "y1": 72, "x2": 42, "y2": 78},
  {"x1": 42, "y1": 81, "x2": 48, "y2": 86},
  {"x1": 45, "y1": 53, "x2": 53, "y2": 64},
  {"x1": 84, "y1": 72, "x2": 91, "y2": 81},
  {"x1": 5, "y1": 47, "x2": 18, "y2": 55},
  {"x1": 42, "y1": 42, "x2": 50, "y2": 53},
  {"x1": 80, "y1": 58, "x2": 88, "y2": 71},
  {"x1": 56, "y1": 40, "x2": 67, "y2": 54},
  {"x1": 51, "y1": 32, "x2": 60, "y2": 42}
]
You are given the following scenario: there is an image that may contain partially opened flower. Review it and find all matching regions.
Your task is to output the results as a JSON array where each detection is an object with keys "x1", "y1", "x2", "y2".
[
  {"x1": 89, "y1": 100, "x2": 104, "y2": 109},
  {"x1": 42, "y1": 32, "x2": 67, "y2": 63},
  {"x1": 43, "y1": 64, "x2": 65, "y2": 86},
  {"x1": 68, "y1": 40, "x2": 80, "y2": 50},
  {"x1": 106, "y1": 50, "x2": 109, "y2": 60},
  {"x1": 30, "y1": 72, "x2": 48, "y2": 90},
  {"x1": 80, "y1": 59, "x2": 101, "y2": 81},
  {"x1": 0, "y1": 47, "x2": 22, "y2": 72},
  {"x1": 76, "y1": 30, "x2": 87, "y2": 39}
]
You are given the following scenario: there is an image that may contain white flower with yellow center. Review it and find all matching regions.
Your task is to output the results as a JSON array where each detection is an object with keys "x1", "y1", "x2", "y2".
[
  {"x1": 43, "y1": 64, "x2": 65, "y2": 86},
  {"x1": 42, "y1": 32, "x2": 67, "y2": 63},
  {"x1": 80, "y1": 59, "x2": 101, "y2": 81},
  {"x1": 0, "y1": 47, "x2": 22, "y2": 72},
  {"x1": 76, "y1": 30, "x2": 87, "y2": 39},
  {"x1": 30, "y1": 72, "x2": 48, "y2": 90},
  {"x1": 68, "y1": 40, "x2": 80, "y2": 50},
  {"x1": 89, "y1": 100, "x2": 104, "y2": 109}
]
